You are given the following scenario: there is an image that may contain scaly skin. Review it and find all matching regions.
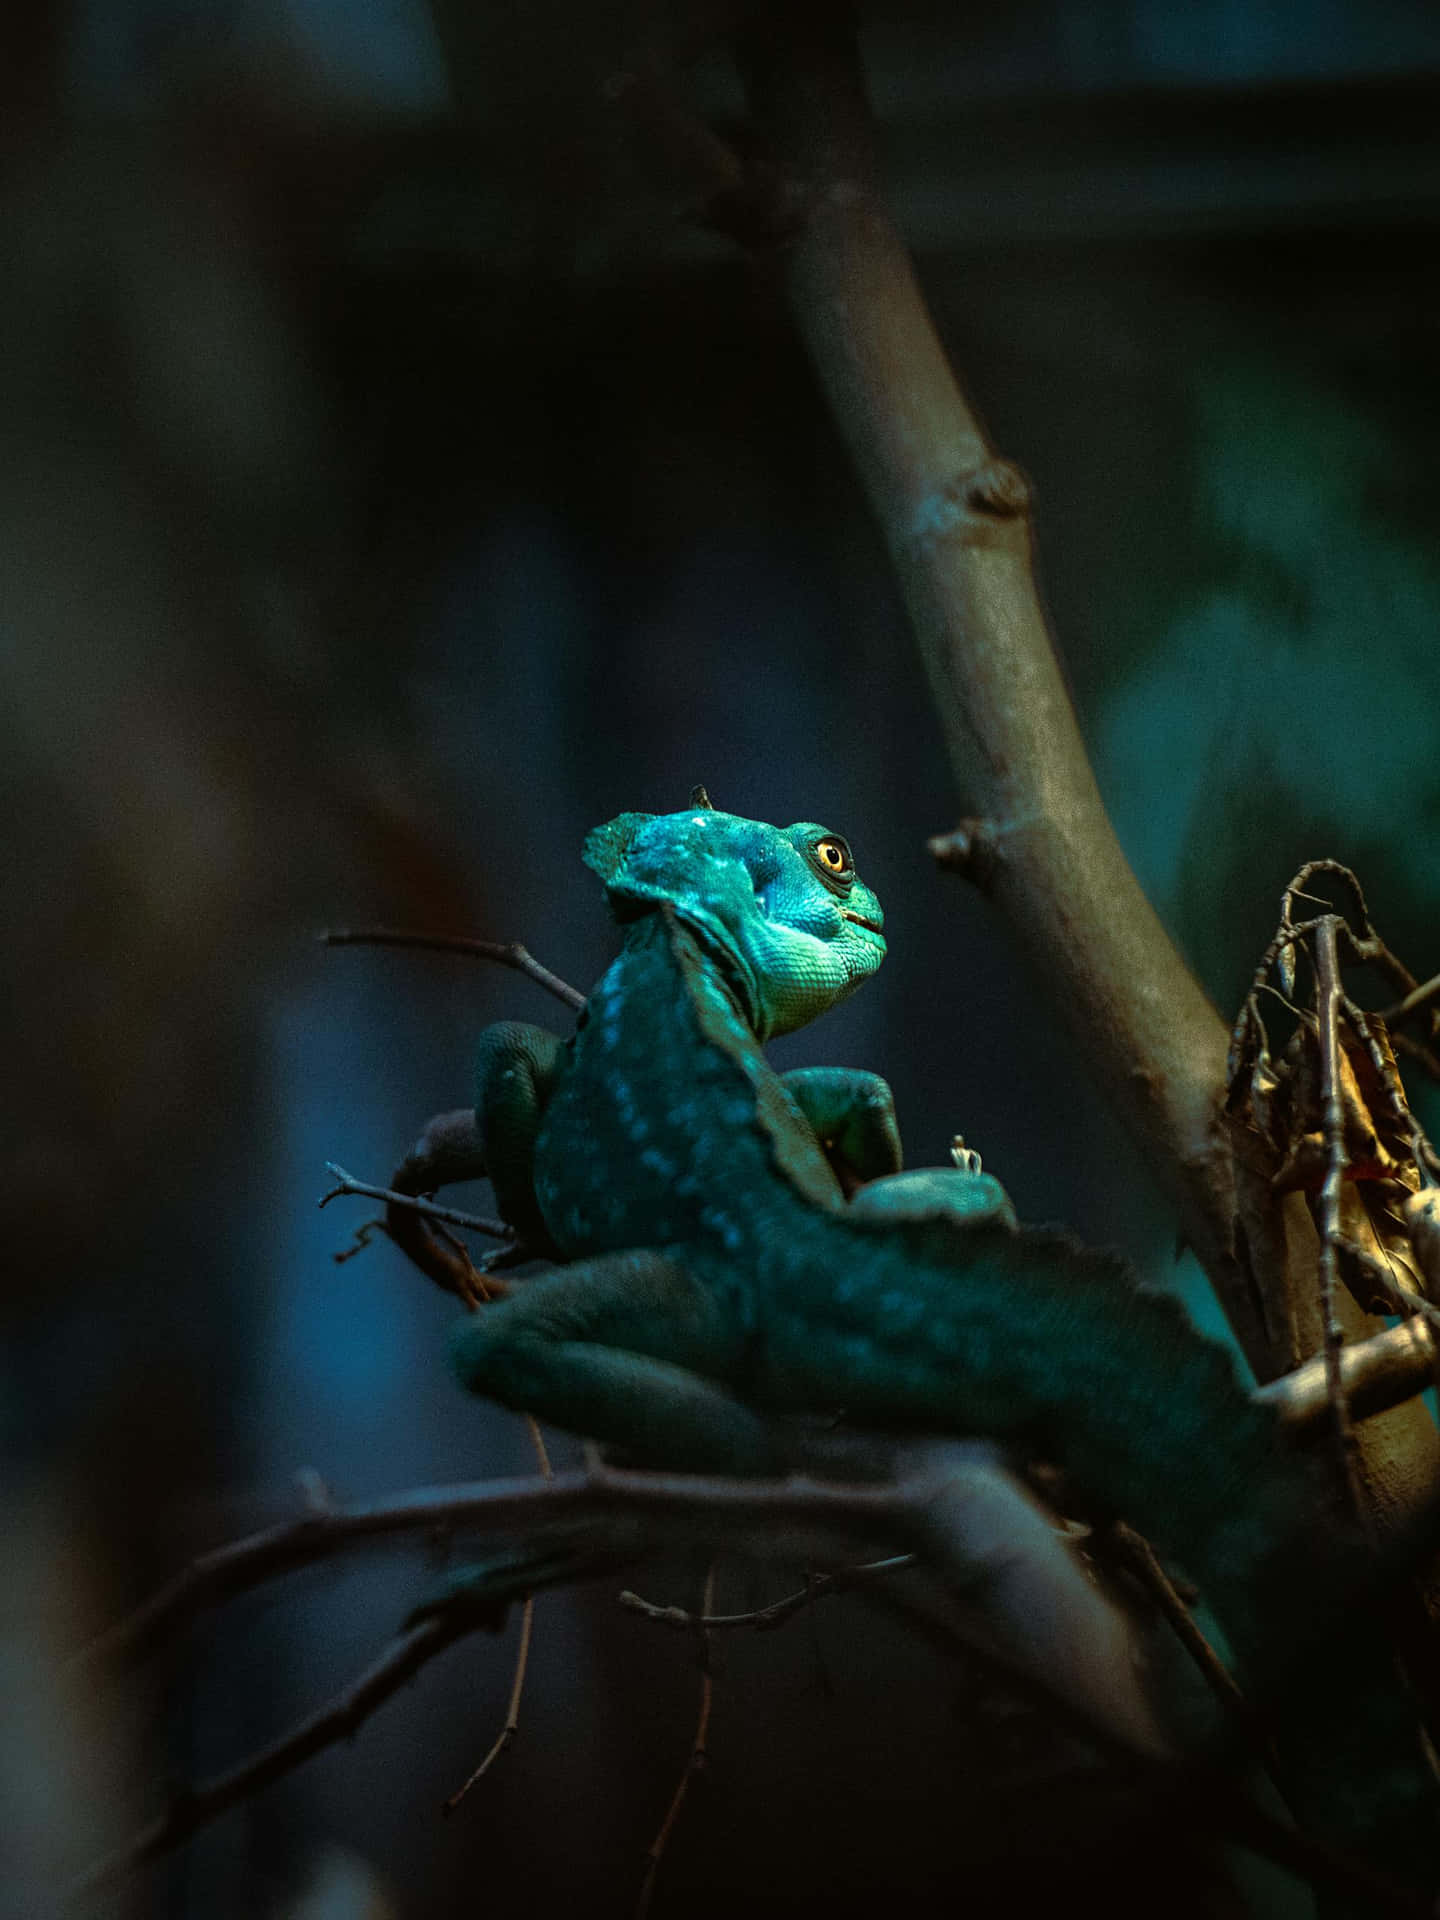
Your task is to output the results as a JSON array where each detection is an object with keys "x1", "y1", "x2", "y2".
[{"x1": 452, "y1": 803, "x2": 1436, "y2": 1895}]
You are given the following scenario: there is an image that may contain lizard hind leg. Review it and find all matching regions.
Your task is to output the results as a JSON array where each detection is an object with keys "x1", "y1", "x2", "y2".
[{"x1": 450, "y1": 1250, "x2": 786, "y2": 1476}]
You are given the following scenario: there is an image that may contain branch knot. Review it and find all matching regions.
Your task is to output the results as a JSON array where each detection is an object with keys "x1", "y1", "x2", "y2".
[
  {"x1": 963, "y1": 457, "x2": 1031, "y2": 519},
  {"x1": 928, "y1": 819, "x2": 1001, "y2": 889}
]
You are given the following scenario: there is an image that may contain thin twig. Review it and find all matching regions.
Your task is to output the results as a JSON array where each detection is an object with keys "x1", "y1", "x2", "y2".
[
  {"x1": 1392, "y1": 1030, "x2": 1440, "y2": 1087},
  {"x1": 321, "y1": 1163, "x2": 511, "y2": 1242},
  {"x1": 72, "y1": 1612, "x2": 476, "y2": 1898},
  {"x1": 1282, "y1": 861, "x2": 1376, "y2": 940},
  {"x1": 443, "y1": 1596, "x2": 535, "y2": 1813},
  {"x1": 1313, "y1": 916, "x2": 1373, "y2": 1537},
  {"x1": 1380, "y1": 973, "x2": 1440, "y2": 1030},
  {"x1": 636, "y1": 1562, "x2": 717, "y2": 1918},
  {"x1": 444, "y1": 1253, "x2": 551, "y2": 1813},
  {"x1": 323, "y1": 927, "x2": 586, "y2": 1013},
  {"x1": 1103, "y1": 1523, "x2": 1259, "y2": 1747},
  {"x1": 619, "y1": 1553, "x2": 916, "y2": 1633}
]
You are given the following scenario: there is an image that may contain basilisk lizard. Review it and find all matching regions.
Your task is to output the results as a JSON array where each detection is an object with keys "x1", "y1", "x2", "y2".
[{"x1": 449, "y1": 796, "x2": 1436, "y2": 1893}]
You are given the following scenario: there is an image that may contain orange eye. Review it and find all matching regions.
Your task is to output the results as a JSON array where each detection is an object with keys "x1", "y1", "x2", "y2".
[{"x1": 814, "y1": 838, "x2": 852, "y2": 875}]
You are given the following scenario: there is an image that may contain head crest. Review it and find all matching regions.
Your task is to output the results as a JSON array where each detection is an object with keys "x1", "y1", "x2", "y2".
[{"x1": 581, "y1": 811, "x2": 654, "y2": 884}]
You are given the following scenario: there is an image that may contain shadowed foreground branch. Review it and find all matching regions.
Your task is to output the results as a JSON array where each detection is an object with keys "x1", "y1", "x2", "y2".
[{"x1": 72, "y1": 1439, "x2": 1433, "y2": 1916}]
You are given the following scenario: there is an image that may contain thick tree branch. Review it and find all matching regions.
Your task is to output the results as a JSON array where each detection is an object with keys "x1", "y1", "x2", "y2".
[
  {"x1": 67, "y1": 1455, "x2": 955, "y2": 1675},
  {"x1": 78, "y1": 1442, "x2": 1165, "y2": 1751},
  {"x1": 1261, "y1": 1317, "x2": 1437, "y2": 1430},
  {"x1": 734, "y1": 6, "x2": 1251, "y2": 1354},
  {"x1": 862, "y1": 1576, "x2": 1428, "y2": 1920},
  {"x1": 721, "y1": 10, "x2": 1440, "y2": 1597},
  {"x1": 74, "y1": 1447, "x2": 1434, "y2": 1916}
]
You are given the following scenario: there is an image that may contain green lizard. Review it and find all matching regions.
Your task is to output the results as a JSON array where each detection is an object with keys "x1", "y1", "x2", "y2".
[{"x1": 450, "y1": 797, "x2": 1435, "y2": 1893}]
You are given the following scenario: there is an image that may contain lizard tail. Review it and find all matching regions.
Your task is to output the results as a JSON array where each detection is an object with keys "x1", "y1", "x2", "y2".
[{"x1": 827, "y1": 1218, "x2": 1440, "y2": 1895}]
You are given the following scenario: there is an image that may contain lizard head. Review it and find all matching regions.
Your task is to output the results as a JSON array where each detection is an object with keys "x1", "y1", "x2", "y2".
[{"x1": 582, "y1": 805, "x2": 885, "y2": 1039}]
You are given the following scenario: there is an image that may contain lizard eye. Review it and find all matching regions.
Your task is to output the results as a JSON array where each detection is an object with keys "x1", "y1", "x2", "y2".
[{"x1": 811, "y1": 836, "x2": 854, "y2": 881}]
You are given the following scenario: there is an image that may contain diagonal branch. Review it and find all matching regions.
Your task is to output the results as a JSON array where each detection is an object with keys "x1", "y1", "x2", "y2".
[
  {"x1": 76, "y1": 1440, "x2": 1166, "y2": 1759},
  {"x1": 322, "y1": 927, "x2": 586, "y2": 1013},
  {"x1": 1261, "y1": 1316, "x2": 1437, "y2": 1430},
  {"x1": 733, "y1": 4, "x2": 1250, "y2": 1354},
  {"x1": 71, "y1": 1460, "x2": 936, "y2": 1677},
  {"x1": 71, "y1": 1612, "x2": 477, "y2": 1899},
  {"x1": 322, "y1": 1162, "x2": 511, "y2": 1242}
]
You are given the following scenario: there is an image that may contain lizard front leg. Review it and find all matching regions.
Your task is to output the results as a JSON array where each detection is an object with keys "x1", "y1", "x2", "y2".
[
  {"x1": 475, "y1": 1021, "x2": 568, "y2": 1252},
  {"x1": 451, "y1": 1249, "x2": 786, "y2": 1474},
  {"x1": 782, "y1": 1067, "x2": 1013, "y2": 1226},
  {"x1": 780, "y1": 1066, "x2": 903, "y2": 1191}
]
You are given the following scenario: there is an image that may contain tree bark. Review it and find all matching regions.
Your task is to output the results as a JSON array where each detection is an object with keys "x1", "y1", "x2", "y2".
[{"x1": 734, "y1": 2, "x2": 1440, "y2": 1544}]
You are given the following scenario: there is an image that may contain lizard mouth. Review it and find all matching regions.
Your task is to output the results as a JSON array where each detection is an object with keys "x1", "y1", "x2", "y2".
[{"x1": 841, "y1": 908, "x2": 884, "y2": 934}]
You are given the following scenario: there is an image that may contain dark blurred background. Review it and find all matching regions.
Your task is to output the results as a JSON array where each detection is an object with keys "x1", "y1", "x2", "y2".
[{"x1": 5, "y1": 3, "x2": 1440, "y2": 1916}]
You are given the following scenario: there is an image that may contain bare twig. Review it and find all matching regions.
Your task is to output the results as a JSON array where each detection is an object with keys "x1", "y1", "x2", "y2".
[
  {"x1": 323, "y1": 927, "x2": 586, "y2": 1013},
  {"x1": 442, "y1": 1259, "x2": 553, "y2": 1811},
  {"x1": 1380, "y1": 973, "x2": 1440, "y2": 1030},
  {"x1": 1282, "y1": 861, "x2": 1376, "y2": 942},
  {"x1": 443, "y1": 1596, "x2": 535, "y2": 1813},
  {"x1": 1314, "y1": 916, "x2": 1374, "y2": 1535},
  {"x1": 636, "y1": 1562, "x2": 717, "y2": 1918},
  {"x1": 321, "y1": 1163, "x2": 511, "y2": 1242},
  {"x1": 1103, "y1": 1523, "x2": 1257, "y2": 1746},
  {"x1": 1392, "y1": 1030, "x2": 1440, "y2": 1087},
  {"x1": 619, "y1": 1553, "x2": 916, "y2": 1633},
  {"x1": 72, "y1": 1612, "x2": 477, "y2": 1899}
]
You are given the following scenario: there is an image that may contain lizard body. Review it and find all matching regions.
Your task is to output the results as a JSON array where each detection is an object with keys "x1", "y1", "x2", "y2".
[{"x1": 451, "y1": 802, "x2": 1436, "y2": 1891}]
